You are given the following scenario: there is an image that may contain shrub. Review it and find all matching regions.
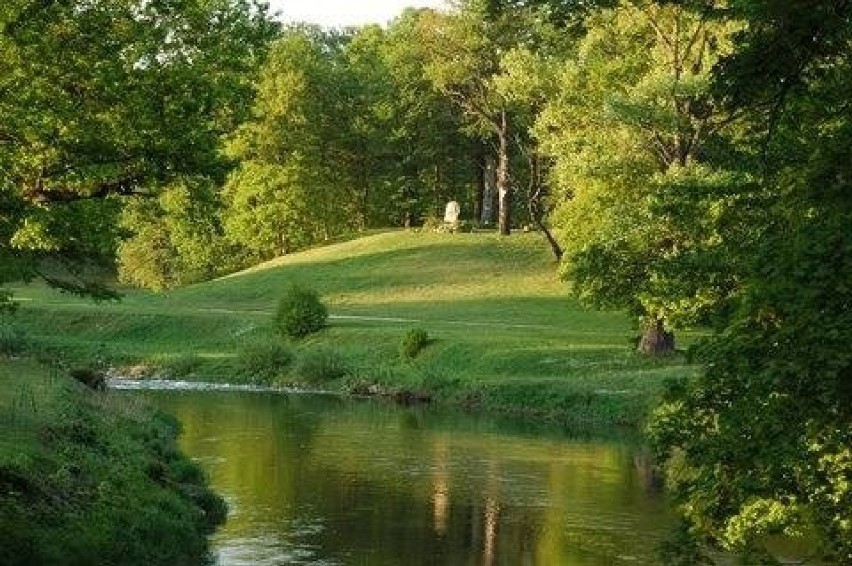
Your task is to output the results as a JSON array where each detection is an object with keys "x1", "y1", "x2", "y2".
[
  {"x1": 235, "y1": 340, "x2": 294, "y2": 382},
  {"x1": 163, "y1": 354, "x2": 202, "y2": 378},
  {"x1": 275, "y1": 286, "x2": 328, "y2": 339},
  {"x1": 294, "y1": 348, "x2": 348, "y2": 384},
  {"x1": 400, "y1": 328, "x2": 430, "y2": 360},
  {"x1": 422, "y1": 215, "x2": 443, "y2": 232},
  {"x1": 69, "y1": 367, "x2": 106, "y2": 391}
]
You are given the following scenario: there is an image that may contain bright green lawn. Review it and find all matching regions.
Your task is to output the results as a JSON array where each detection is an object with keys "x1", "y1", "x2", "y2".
[{"x1": 9, "y1": 231, "x2": 701, "y2": 425}]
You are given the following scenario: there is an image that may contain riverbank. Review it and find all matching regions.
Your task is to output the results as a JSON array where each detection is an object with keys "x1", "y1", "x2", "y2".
[
  {"x1": 8, "y1": 231, "x2": 702, "y2": 426},
  {"x1": 0, "y1": 358, "x2": 226, "y2": 565}
]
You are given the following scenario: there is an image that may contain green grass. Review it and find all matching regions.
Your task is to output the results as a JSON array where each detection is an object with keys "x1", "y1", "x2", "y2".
[
  {"x1": 9, "y1": 231, "x2": 703, "y2": 425},
  {"x1": 0, "y1": 359, "x2": 225, "y2": 565}
]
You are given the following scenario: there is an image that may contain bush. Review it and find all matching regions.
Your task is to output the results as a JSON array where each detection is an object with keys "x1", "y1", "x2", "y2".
[
  {"x1": 400, "y1": 328, "x2": 431, "y2": 360},
  {"x1": 456, "y1": 220, "x2": 474, "y2": 233},
  {"x1": 163, "y1": 354, "x2": 202, "y2": 378},
  {"x1": 69, "y1": 367, "x2": 106, "y2": 391},
  {"x1": 235, "y1": 340, "x2": 294, "y2": 382},
  {"x1": 422, "y1": 215, "x2": 443, "y2": 232},
  {"x1": 294, "y1": 348, "x2": 348, "y2": 384},
  {"x1": 275, "y1": 286, "x2": 328, "y2": 339}
]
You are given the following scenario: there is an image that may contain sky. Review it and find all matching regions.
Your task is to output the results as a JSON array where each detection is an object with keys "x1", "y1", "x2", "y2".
[{"x1": 268, "y1": 0, "x2": 449, "y2": 28}]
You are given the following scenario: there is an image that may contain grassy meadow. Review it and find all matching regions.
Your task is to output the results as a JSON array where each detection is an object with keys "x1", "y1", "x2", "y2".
[{"x1": 8, "y1": 231, "x2": 701, "y2": 425}]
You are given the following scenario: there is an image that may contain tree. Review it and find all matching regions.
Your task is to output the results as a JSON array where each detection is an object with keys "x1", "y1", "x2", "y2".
[
  {"x1": 221, "y1": 27, "x2": 359, "y2": 258},
  {"x1": 649, "y1": 1, "x2": 852, "y2": 561},
  {"x1": 419, "y1": 2, "x2": 520, "y2": 234},
  {"x1": 537, "y1": 0, "x2": 740, "y2": 354},
  {"x1": 0, "y1": 0, "x2": 278, "y2": 297},
  {"x1": 221, "y1": 161, "x2": 325, "y2": 258},
  {"x1": 369, "y1": 11, "x2": 478, "y2": 226},
  {"x1": 118, "y1": 178, "x2": 238, "y2": 291},
  {"x1": 493, "y1": 46, "x2": 566, "y2": 260}
]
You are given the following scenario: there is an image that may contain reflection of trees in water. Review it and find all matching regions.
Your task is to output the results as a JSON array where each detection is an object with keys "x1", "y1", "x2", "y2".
[
  {"x1": 146, "y1": 392, "x2": 673, "y2": 565},
  {"x1": 432, "y1": 435, "x2": 450, "y2": 536},
  {"x1": 633, "y1": 451, "x2": 663, "y2": 494},
  {"x1": 483, "y1": 496, "x2": 501, "y2": 566}
]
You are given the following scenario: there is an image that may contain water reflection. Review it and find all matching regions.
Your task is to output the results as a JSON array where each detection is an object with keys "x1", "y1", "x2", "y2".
[{"x1": 137, "y1": 391, "x2": 673, "y2": 565}]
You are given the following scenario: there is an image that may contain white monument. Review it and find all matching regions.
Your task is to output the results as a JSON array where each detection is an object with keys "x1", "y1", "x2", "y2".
[{"x1": 444, "y1": 200, "x2": 460, "y2": 225}]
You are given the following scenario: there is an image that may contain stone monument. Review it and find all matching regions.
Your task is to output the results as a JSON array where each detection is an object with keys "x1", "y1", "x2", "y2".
[{"x1": 444, "y1": 200, "x2": 460, "y2": 225}]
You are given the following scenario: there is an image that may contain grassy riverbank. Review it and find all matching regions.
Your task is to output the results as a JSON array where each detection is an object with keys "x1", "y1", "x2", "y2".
[
  {"x1": 0, "y1": 359, "x2": 226, "y2": 565},
  {"x1": 9, "y1": 231, "x2": 701, "y2": 425}
]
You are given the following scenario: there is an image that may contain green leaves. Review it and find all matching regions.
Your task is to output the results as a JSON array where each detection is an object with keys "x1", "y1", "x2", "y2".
[{"x1": 1, "y1": 0, "x2": 278, "y2": 293}]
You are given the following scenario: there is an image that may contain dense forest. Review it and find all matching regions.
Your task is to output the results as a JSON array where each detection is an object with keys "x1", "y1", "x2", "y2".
[{"x1": 1, "y1": 0, "x2": 850, "y2": 562}]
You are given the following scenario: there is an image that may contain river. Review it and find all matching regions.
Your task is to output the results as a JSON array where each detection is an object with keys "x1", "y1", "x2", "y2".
[{"x1": 133, "y1": 389, "x2": 674, "y2": 565}]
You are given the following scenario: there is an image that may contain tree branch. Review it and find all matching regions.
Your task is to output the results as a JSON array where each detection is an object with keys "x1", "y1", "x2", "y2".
[{"x1": 24, "y1": 177, "x2": 152, "y2": 204}]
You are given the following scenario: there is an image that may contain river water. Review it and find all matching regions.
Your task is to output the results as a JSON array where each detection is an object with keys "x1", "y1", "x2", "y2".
[{"x1": 135, "y1": 389, "x2": 674, "y2": 565}]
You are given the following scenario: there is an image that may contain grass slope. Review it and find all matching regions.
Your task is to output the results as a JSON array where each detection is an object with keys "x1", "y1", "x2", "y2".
[
  {"x1": 10, "y1": 231, "x2": 699, "y2": 425},
  {"x1": 0, "y1": 359, "x2": 226, "y2": 565}
]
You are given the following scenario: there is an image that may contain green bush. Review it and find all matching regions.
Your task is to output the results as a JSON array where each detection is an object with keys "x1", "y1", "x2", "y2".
[
  {"x1": 275, "y1": 286, "x2": 328, "y2": 339},
  {"x1": 421, "y1": 215, "x2": 443, "y2": 232},
  {"x1": 456, "y1": 220, "x2": 474, "y2": 233},
  {"x1": 400, "y1": 328, "x2": 431, "y2": 360},
  {"x1": 69, "y1": 367, "x2": 106, "y2": 391},
  {"x1": 294, "y1": 348, "x2": 348, "y2": 384},
  {"x1": 163, "y1": 354, "x2": 202, "y2": 378},
  {"x1": 235, "y1": 340, "x2": 294, "y2": 382}
]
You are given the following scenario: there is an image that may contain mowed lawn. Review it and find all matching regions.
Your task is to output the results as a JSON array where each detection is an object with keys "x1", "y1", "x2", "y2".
[{"x1": 10, "y1": 231, "x2": 700, "y2": 424}]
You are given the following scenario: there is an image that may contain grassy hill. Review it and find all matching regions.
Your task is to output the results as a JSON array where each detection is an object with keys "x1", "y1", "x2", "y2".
[{"x1": 8, "y1": 231, "x2": 699, "y2": 425}]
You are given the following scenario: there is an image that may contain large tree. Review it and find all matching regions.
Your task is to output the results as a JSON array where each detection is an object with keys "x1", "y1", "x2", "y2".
[
  {"x1": 0, "y1": 0, "x2": 277, "y2": 299},
  {"x1": 221, "y1": 27, "x2": 357, "y2": 259},
  {"x1": 344, "y1": 15, "x2": 476, "y2": 227},
  {"x1": 649, "y1": 1, "x2": 852, "y2": 561},
  {"x1": 419, "y1": 1, "x2": 523, "y2": 234},
  {"x1": 538, "y1": 0, "x2": 740, "y2": 353}
]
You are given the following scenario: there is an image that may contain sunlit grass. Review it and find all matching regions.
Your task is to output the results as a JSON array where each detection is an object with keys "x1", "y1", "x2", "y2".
[{"x1": 9, "y1": 231, "x2": 702, "y2": 424}]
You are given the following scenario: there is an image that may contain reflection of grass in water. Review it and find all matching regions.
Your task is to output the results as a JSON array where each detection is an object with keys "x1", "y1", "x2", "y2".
[{"x1": 11, "y1": 231, "x2": 702, "y2": 425}]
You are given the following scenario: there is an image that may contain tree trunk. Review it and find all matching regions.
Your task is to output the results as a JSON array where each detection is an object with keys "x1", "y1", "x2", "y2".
[
  {"x1": 360, "y1": 158, "x2": 370, "y2": 230},
  {"x1": 526, "y1": 152, "x2": 563, "y2": 261},
  {"x1": 482, "y1": 156, "x2": 496, "y2": 225},
  {"x1": 496, "y1": 110, "x2": 511, "y2": 236},
  {"x1": 473, "y1": 150, "x2": 485, "y2": 225},
  {"x1": 434, "y1": 164, "x2": 442, "y2": 216},
  {"x1": 637, "y1": 319, "x2": 675, "y2": 356}
]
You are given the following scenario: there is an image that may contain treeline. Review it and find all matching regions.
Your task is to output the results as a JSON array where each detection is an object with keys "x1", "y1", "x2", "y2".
[
  {"x1": 116, "y1": 2, "x2": 592, "y2": 290},
  {"x1": 1, "y1": 0, "x2": 850, "y2": 562}
]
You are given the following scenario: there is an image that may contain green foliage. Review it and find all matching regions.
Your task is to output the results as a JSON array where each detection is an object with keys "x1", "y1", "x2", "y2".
[
  {"x1": 0, "y1": 0, "x2": 279, "y2": 295},
  {"x1": 646, "y1": 1, "x2": 852, "y2": 561},
  {"x1": 400, "y1": 328, "x2": 431, "y2": 360},
  {"x1": 294, "y1": 347, "x2": 349, "y2": 384},
  {"x1": 0, "y1": 361, "x2": 226, "y2": 565},
  {"x1": 220, "y1": 21, "x2": 477, "y2": 258},
  {"x1": 235, "y1": 340, "x2": 294, "y2": 383},
  {"x1": 222, "y1": 161, "x2": 323, "y2": 259},
  {"x1": 118, "y1": 179, "x2": 240, "y2": 291},
  {"x1": 0, "y1": 321, "x2": 26, "y2": 358},
  {"x1": 539, "y1": 2, "x2": 740, "y2": 333},
  {"x1": 275, "y1": 286, "x2": 328, "y2": 339}
]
